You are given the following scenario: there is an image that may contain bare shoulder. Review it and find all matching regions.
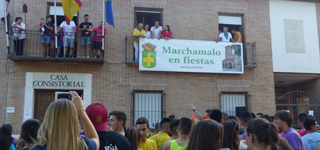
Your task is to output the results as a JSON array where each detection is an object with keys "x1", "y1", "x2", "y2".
[{"x1": 162, "y1": 141, "x2": 171, "y2": 150}]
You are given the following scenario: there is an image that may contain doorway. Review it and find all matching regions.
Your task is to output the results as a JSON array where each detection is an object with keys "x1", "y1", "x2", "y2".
[
  {"x1": 34, "y1": 89, "x2": 83, "y2": 122},
  {"x1": 134, "y1": 8, "x2": 162, "y2": 29}
]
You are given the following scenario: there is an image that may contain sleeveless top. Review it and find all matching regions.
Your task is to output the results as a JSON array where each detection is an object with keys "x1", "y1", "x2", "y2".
[{"x1": 170, "y1": 140, "x2": 188, "y2": 150}]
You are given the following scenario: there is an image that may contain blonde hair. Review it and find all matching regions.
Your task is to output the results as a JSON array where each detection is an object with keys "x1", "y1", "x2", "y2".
[{"x1": 37, "y1": 99, "x2": 87, "y2": 150}]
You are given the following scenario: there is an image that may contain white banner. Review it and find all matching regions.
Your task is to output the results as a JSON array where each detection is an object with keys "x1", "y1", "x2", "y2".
[{"x1": 139, "y1": 38, "x2": 244, "y2": 74}]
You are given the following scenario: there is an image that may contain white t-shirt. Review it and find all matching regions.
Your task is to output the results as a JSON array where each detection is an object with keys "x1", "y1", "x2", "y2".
[
  {"x1": 219, "y1": 32, "x2": 232, "y2": 42},
  {"x1": 151, "y1": 26, "x2": 162, "y2": 38},
  {"x1": 59, "y1": 21, "x2": 76, "y2": 39},
  {"x1": 12, "y1": 22, "x2": 26, "y2": 39},
  {"x1": 146, "y1": 31, "x2": 151, "y2": 38}
]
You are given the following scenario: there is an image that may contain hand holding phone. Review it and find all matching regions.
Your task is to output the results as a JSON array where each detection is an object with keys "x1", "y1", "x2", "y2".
[{"x1": 70, "y1": 91, "x2": 84, "y2": 111}]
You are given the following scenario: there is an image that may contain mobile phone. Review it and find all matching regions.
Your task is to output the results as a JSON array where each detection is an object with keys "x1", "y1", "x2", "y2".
[{"x1": 55, "y1": 92, "x2": 73, "y2": 101}]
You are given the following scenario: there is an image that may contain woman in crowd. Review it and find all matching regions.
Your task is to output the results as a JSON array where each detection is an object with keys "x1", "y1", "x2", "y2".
[
  {"x1": 246, "y1": 118, "x2": 279, "y2": 150},
  {"x1": 0, "y1": 124, "x2": 16, "y2": 150},
  {"x1": 125, "y1": 127, "x2": 141, "y2": 150},
  {"x1": 31, "y1": 91, "x2": 99, "y2": 150},
  {"x1": 186, "y1": 120, "x2": 224, "y2": 150},
  {"x1": 145, "y1": 24, "x2": 151, "y2": 39},
  {"x1": 222, "y1": 121, "x2": 240, "y2": 150},
  {"x1": 161, "y1": 25, "x2": 173, "y2": 39}
]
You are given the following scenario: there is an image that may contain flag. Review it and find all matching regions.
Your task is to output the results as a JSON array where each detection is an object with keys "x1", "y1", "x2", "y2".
[
  {"x1": 105, "y1": 0, "x2": 114, "y2": 27},
  {"x1": 61, "y1": 0, "x2": 82, "y2": 25}
]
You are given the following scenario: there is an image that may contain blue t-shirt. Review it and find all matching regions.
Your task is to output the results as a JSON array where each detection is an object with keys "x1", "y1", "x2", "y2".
[
  {"x1": 9, "y1": 144, "x2": 16, "y2": 150},
  {"x1": 284, "y1": 128, "x2": 305, "y2": 150},
  {"x1": 302, "y1": 132, "x2": 320, "y2": 150},
  {"x1": 18, "y1": 148, "x2": 30, "y2": 150},
  {"x1": 30, "y1": 138, "x2": 96, "y2": 150}
]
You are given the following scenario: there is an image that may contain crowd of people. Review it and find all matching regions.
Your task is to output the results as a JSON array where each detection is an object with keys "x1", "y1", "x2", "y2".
[
  {"x1": 0, "y1": 91, "x2": 319, "y2": 150},
  {"x1": 11, "y1": 14, "x2": 107, "y2": 59}
]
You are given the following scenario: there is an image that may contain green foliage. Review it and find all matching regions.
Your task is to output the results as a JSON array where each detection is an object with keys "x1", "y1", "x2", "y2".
[{"x1": 231, "y1": 45, "x2": 241, "y2": 57}]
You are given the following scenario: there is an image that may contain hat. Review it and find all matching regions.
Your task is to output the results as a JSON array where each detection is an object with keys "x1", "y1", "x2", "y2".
[{"x1": 85, "y1": 103, "x2": 108, "y2": 132}]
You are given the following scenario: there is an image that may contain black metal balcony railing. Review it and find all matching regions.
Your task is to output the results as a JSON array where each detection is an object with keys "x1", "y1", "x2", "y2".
[
  {"x1": 7, "y1": 30, "x2": 105, "y2": 63},
  {"x1": 125, "y1": 36, "x2": 257, "y2": 68}
]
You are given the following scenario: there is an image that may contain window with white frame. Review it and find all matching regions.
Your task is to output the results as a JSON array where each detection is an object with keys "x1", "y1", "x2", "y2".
[
  {"x1": 134, "y1": 91, "x2": 163, "y2": 129},
  {"x1": 221, "y1": 93, "x2": 247, "y2": 116}
]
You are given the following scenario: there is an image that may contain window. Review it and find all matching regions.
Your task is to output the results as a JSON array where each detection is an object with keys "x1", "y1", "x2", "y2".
[
  {"x1": 218, "y1": 15, "x2": 244, "y2": 43},
  {"x1": 47, "y1": 3, "x2": 78, "y2": 26},
  {"x1": 134, "y1": 8, "x2": 162, "y2": 28},
  {"x1": 133, "y1": 91, "x2": 164, "y2": 129},
  {"x1": 221, "y1": 93, "x2": 247, "y2": 117}
]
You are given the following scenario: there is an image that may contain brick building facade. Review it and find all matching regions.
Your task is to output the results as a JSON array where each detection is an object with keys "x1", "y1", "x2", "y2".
[{"x1": 0, "y1": 0, "x2": 289, "y2": 135}]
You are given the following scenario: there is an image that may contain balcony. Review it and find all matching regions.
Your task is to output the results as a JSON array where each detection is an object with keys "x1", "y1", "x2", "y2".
[
  {"x1": 124, "y1": 36, "x2": 257, "y2": 68},
  {"x1": 7, "y1": 30, "x2": 104, "y2": 64}
]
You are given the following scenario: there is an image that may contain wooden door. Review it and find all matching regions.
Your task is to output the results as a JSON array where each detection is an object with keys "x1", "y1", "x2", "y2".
[{"x1": 34, "y1": 90, "x2": 55, "y2": 122}]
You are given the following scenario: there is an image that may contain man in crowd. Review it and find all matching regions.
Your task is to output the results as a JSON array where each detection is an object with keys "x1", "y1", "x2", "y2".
[
  {"x1": 40, "y1": 16, "x2": 53, "y2": 57},
  {"x1": 231, "y1": 28, "x2": 242, "y2": 43},
  {"x1": 209, "y1": 109, "x2": 223, "y2": 123},
  {"x1": 302, "y1": 118, "x2": 320, "y2": 150},
  {"x1": 238, "y1": 111, "x2": 253, "y2": 140},
  {"x1": 216, "y1": 27, "x2": 234, "y2": 43},
  {"x1": 190, "y1": 105, "x2": 211, "y2": 120},
  {"x1": 274, "y1": 110, "x2": 305, "y2": 150},
  {"x1": 79, "y1": 14, "x2": 93, "y2": 58},
  {"x1": 298, "y1": 112, "x2": 309, "y2": 137},
  {"x1": 57, "y1": 20, "x2": 76, "y2": 57},
  {"x1": 169, "y1": 119, "x2": 180, "y2": 140},
  {"x1": 92, "y1": 21, "x2": 107, "y2": 59},
  {"x1": 18, "y1": 119, "x2": 41, "y2": 150},
  {"x1": 108, "y1": 110, "x2": 127, "y2": 136},
  {"x1": 135, "y1": 117, "x2": 157, "y2": 150},
  {"x1": 168, "y1": 114, "x2": 175, "y2": 121},
  {"x1": 151, "y1": 21, "x2": 162, "y2": 40},
  {"x1": 85, "y1": 103, "x2": 133, "y2": 150},
  {"x1": 12, "y1": 17, "x2": 26, "y2": 56},
  {"x1": 162, "y1": 117, "x2": 192, "y2": 150},
  {"x1": 133, "y1": 23, "x2": 146, "y2": 61},
  {"x1": 149, "y1": 118, "x2": 172, "y2": 150}
]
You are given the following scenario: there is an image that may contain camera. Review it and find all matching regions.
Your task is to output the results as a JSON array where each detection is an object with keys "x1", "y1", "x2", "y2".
[{"x1": 55, "y1": 92, "x2": 73, "y2": 101}]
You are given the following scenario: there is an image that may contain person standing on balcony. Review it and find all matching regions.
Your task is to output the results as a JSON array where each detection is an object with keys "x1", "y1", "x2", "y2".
[
  {"x1": 12, "y1": 17, "x2": 26, "y2": 56},
  {"x1": 231, "y1": 29, "x2": 242, "y2": 43},
  {"x1": 133, "y1": 23, "x2": 146, "y2": 62},
  {"x1": 161, "y1": 25, "x2": 173, "y2": 40},
  {"x1": 79, "y1": 14, "x2": 93, "y2": 58},
  {"x1": 58, "y1": 20, "x2": 76, "y2": 58},
  {"x1": 216, "y1": 27, "x2": 234, "y2": 43},
  {"x1": 145, "y1": 24, "x2": 151, "y2": 39},
  {"x1": 40, "y1": 16, "x2": 53, "y2": 57},
  {"x1": 92, "y1": 21, "x2": 107, "y2": 59},
  {"x1": 151, "y1": 21, "x2": 162, "y2": 40}
]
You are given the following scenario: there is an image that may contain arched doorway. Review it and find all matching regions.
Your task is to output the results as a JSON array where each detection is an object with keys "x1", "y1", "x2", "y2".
[{"x1": 276, "y1": 90, "x2": 320, "y2": 125}]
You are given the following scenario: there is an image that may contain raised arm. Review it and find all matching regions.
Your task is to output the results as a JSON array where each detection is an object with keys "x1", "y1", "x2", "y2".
[
  {"x1": 71, "y1": 91, "x2": 100, "y2": 150},
  {"x1": 190, "y1": 105, "x2": 204, "y2": 120}
]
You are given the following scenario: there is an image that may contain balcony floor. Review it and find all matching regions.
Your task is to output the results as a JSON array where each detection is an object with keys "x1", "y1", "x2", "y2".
[{"x1": 8, "y1": 56, "x2": 104, "y2": 64}]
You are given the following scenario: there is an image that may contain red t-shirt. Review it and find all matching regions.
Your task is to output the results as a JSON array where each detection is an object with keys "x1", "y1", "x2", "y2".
[
  {"x1": 162, "y1": 31, "x2": 172, "y2": 38},
  {"x1": 92, "y1": 27, "x2": 107, "y2": 42}
]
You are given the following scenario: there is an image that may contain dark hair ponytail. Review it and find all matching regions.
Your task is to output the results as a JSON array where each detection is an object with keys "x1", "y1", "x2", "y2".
[
  {"x1": 247, "y1": 118, "x2": 279, "y2": 150},
  {"x1": 267, "y1": 122, "x2": 279, "y2": 150}
]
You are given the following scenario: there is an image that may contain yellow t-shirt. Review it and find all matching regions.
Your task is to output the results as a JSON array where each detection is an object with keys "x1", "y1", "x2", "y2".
[
  {"x1": 138, "y1": 139, "x2": 157, "y2": 150},
  {"x1": 149, "y1": 132, "x2": 171, "y2": 150},
  {"x1": 234, "y1": 31, "x2": 242, "y2": 43},
  {"x1": 133, "y1": 28, "x2": 146, "y2": 44}
]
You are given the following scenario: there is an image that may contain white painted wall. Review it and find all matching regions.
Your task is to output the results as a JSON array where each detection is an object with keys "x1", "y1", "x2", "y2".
[{"x1": 270, "y1": 0, "x2": 320, "y2": 73}]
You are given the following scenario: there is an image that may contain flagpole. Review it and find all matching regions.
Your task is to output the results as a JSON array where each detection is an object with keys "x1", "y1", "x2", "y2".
[
  {"x1": 54, "y1": 0, "x2": 58, "y2": 51},
  {"x1": 3, "y1": 0, "x2": 9, "y2": 52},
  {"x1": 102, "y1": 0, "x2": 105, "y2": 51}
]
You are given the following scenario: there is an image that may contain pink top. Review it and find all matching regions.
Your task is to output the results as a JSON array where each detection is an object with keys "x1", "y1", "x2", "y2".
[
  {"x1": 39, "y1": 22, "x2": 43, "y2": 27},
  {"x1": 279, "y1": 132, "x2": 285, "y2": 138},
  {"x1": 300, "y1": 129, "x2": 307, "y2": 137},
  {"x1": 92, "y1": 27, "x2": 107, "y2": 42}
]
